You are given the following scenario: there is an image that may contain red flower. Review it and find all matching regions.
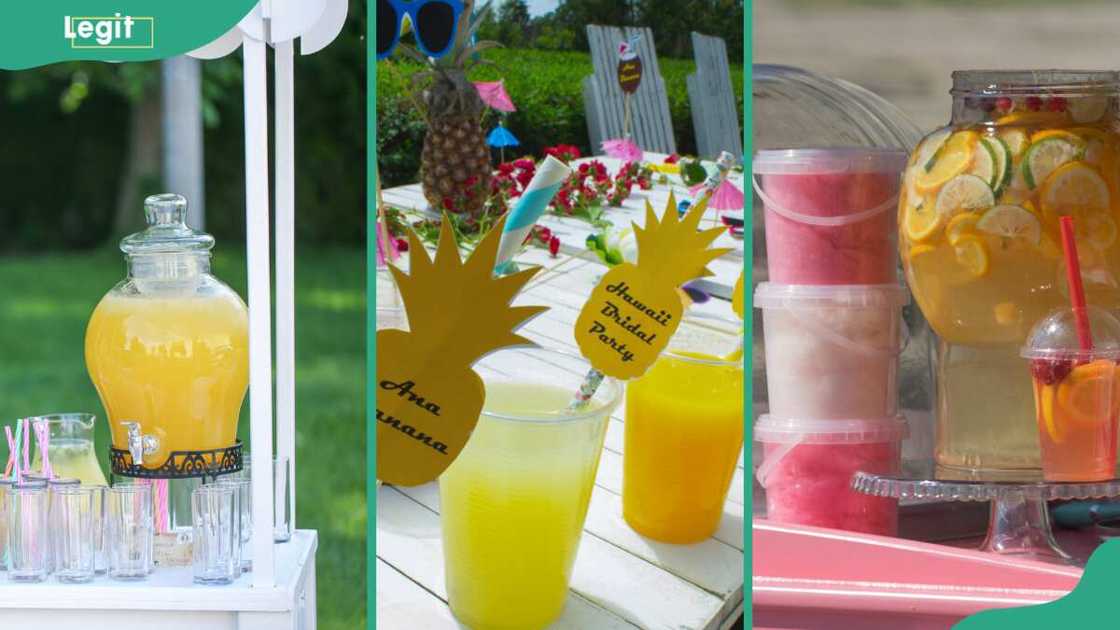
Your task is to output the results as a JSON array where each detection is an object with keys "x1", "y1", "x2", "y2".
[
  {"x1": 442, "y1": 196, "x2": 454, "y2": 211},
  {"x1": 665, "y1": 153, "x2": 680, "y2": 164},
  {"x1": 548, "y1": 235, "x2": 560, "y2": 256},
  {"x1": 513, "y1": 158, "x2": 535, "y2": 171},
  {"x1": 516, "y1": 170, "x2": 534, "y2": 188},
  {"x1": 537, "y1": 226, "x2": 552, "y2": 243},
  {"x1": 394, "y1": 238, "x2": 409, "y2": 252},
  {"x1": 578, "y1": 163, "x2": 590, "y2": 174},
  {"x1": 497, "y1": 162, "x2": 515, "y2": 175}
]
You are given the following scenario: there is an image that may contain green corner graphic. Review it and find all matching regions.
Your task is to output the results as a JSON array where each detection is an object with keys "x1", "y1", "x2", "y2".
[
  {"x1": 1, "y1": 2, "x2": 257, "y2": 70},
  {"x1": 956, "y1": 540, "x2": 1120, "y2": 628}
]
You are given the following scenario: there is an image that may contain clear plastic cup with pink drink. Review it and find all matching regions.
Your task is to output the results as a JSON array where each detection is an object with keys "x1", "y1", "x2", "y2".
[
  {"x1": 753, "y1": 148, "x2": 907, "y2": 285},
  {"x1": 755, "y1": 415, "x2": 908, "y2": 536}
]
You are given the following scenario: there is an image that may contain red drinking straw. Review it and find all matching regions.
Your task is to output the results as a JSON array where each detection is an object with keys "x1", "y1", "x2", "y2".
[{"x1": 1060, "y1": 216, "x2": 1094, "y2": 351}]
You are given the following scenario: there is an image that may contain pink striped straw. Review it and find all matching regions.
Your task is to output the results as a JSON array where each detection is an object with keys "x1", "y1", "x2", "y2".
[
  {"x1": 151, "y1": 479, "x2": 169, "y2": 533},
  {"x1": 21, "y1": 418, "x2": 30, "y2": 474},
  {"x1": 4, "y1": 425, "x2": 15, "y2": 478}
]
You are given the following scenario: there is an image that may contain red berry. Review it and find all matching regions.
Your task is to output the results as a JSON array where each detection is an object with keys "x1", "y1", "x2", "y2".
[
  {"x1": 394, "y1": 237, "x2": 408, "y2": 252},
  {"x1": 1030, "y1": 359, "x2": 1074, "y2": 386},
  {"x1": 1048, "y1": 96, "x2": 1068, "y2": 112},
  {"x1": 1025, "y1": 96, "x2": 1043, "y2": 111},
  {"x1": 548, "y1": 235, "x2": 560, "y2": 256},
  {"x1": 995, "y1": 97, "x2": 1013, "y2": 112}
]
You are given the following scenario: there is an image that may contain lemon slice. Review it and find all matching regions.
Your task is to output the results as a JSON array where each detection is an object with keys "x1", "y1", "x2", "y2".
[
  {"x1": 946, "y1": 212, "x2": 981, "y2": 245},
  {"x1": 902, "y1": 200, "x2": 942, "y2": 242},
  {"x1": 976, "y1": 204, "x2": 1042, "y2": 245},
  {"x1": 998, "y1": 128, "x2": 1030, "y2": 159},
  {"x1": 915, "y1": 127, "x2": 952, "y2": 171},
  {"x1": 1058, "y1": 360, "x2": 1118, "y2": 426},
  {"x1": 1030, "y1": 129, "x2": 1087, "y2": 147},
  {"x1": 935, "y1": 174, "x2": 995, "y2": 218},
  {"x1": 1070, "y1": 96, "x2": 1110, "y2": 123},
  {"x1": 1025, "y1": 137, "x2": 1084, "y2": 189},
  {"x1": 917, "y1": 131, "x2": 977, "y2": 191},
  {"x1": 953, "y1": 234, "x2": 990, "y2": 277},
  {"x1": 1084, "y1": 138, "x2": 1107, "y2": 166},
  {"x1": 906, "y1": 243, "x2": 937, "y2": 261},
  {"x1": 1039, "y1": 383, "x2": 1064, "y2": 444},
  {"x1": 1040, "y1": 162, "x2": 1110, "y2": 217}
]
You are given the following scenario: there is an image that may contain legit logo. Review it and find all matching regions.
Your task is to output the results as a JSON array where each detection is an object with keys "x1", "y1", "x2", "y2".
[{"x1": 65, "y1": 14, "x2": 154, "y2": 49}]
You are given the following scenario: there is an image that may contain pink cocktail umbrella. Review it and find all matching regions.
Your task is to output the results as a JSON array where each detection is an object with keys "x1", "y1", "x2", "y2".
[
  {"x1": 473, "y1": 80, "x2": 516, "y2": 113},
  {"x1": 690, "y1": 178, "x2": 745, "y2": 212},
  {"x1": 601, "y1": 137, "x2": 643, "y2": 163}
]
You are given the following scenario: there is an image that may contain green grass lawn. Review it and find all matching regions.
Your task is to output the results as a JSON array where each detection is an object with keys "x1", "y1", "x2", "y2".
[{"x1": 0, "y1": 246, "x2": 365, "y2": 629}]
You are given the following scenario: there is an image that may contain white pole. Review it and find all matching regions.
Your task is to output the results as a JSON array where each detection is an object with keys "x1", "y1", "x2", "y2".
[
  {"x1": 161, "y1": 55, "x2": 205, "y2": 230},
  {"x1": 274, "y1": 38, "x2": 297, "y2": 532},
  {"x1": 243, "y1": 36, "x2": 276, "y2": 588}
]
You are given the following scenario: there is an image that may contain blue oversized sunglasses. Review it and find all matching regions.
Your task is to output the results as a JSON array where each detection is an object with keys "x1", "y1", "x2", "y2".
[{"x1": 377, "y1": 0, "x2": 464, "y2": 60}]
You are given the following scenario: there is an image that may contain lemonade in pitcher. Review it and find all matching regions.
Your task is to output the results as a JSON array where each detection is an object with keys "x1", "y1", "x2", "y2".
[
  {"x1": 85, "y1": 194, "x2": 249, "y2": 470},
  {"x1": 900, "y1": 71, "x2": 1120, "y2": 475}
]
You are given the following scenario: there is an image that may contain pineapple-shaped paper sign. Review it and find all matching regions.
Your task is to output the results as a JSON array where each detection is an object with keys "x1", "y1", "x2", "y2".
[
  {"x1": 575, "y1": 193, "x2": 731, "y2": 380},
  {"x1": 732, "y1": 271, "x2": 744, "y2": 320},
  {"x1": 376, "y1": 215, "x2": 546, "y2": 486}
]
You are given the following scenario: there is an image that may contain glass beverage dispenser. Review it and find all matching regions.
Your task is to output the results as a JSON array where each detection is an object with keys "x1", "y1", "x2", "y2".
[
  {"x1": 85, "y1": 194, "x2": 249, "y2": 474},
  {"x1": 899, "y1": 70, "x2": 1120, "y2": 477}
]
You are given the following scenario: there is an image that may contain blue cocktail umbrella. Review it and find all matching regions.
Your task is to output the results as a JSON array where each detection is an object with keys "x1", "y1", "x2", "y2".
[{"x1": 487, "y1": 124, "x2": 520, "y2": 163}]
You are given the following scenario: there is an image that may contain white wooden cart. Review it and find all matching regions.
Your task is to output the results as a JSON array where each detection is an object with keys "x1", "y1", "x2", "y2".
[{"x1": 0, "y1": 3, "x2": 347, "y2": 627}]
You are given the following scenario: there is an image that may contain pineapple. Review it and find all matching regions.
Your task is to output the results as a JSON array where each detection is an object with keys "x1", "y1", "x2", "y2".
[
  {"x1": 399, "y1": 1, "x2": 497, "y2": 216},
  {"x1": 575, "y1": 193, "x2": 731, "y2": 380},
  {"x1": 376, "y1": 214, "x2": 546, "y2": 486}
]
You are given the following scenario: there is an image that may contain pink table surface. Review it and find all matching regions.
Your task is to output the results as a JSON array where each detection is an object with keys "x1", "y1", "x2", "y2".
[{"x1": 753, "y1": 519, "x2": 1083, "y2": 629}]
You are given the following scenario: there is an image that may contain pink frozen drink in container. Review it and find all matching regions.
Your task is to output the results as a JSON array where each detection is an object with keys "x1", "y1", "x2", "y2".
[
  {"x1": 755, "y1": 415, "x2": 908, "y2": 536},
  {"x1": 754, "y1": 148, "x2": 907, "y2": 285}
]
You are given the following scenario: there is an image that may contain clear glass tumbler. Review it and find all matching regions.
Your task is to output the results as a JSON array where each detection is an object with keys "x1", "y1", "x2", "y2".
[
  {"x1": 0, "y1": 478, "x2": 12, "y2": 571},
  {"x1": 192, "y1": 484, "x2": 241, "y2": 585},
  {"x1": 6, "y1": 480, "x2": 49, "y2": 582},
  {"x1": 624, "y1": 315, "x2": 745, "y2": 543},
  {"x1": 107, "y1": 483, "x2": 153, "y2": 580},
  {"x1": 88, "y1": 484, "x2": 108, "y2": 574},
  {"x1": 214, "y1": 476, "x2": 252, "y2": 570},
  {"x1": 440, "y1": 348, "x2": 621, "y2": 629},
  {"x1": 52, "y1": 486, "x2": 96, "y2": 583},
  {"x1": 240, "y1": 455, "x2": 292, "y2": 543},
  {"x1": 47, "y1": 477, "x2": 81, "y2": 572}
]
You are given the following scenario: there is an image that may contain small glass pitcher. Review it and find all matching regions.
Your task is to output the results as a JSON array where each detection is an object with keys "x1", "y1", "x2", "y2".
[{"x1": 31, "y1": 413, "x2": 108, "y2": 486}]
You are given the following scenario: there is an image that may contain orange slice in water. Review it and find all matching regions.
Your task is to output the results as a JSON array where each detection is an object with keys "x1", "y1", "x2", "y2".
[
  {"x1": 1057, "y1": 359, "x2": 1119, "y2": 427},
  {"x1": 1039, "y1": 382, "x2": 1064, "y2": 444}
]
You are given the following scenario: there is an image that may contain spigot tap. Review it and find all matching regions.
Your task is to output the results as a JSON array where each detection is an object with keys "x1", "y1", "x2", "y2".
[{"x1": 121, "y1": 421, "x2": 159, "y2": 466}]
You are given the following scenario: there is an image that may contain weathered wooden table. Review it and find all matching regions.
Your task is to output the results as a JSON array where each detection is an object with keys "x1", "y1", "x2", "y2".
[{"x1": 376, "y1": 161, "x2": 745, "y2": 629}]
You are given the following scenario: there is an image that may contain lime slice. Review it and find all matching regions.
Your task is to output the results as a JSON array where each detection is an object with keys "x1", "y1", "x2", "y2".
[
  {"x1": 968, "y1": 137, "x2": 996, "y2": 188},
  {"x1": 1029, "y1": 129, "x2": 1087, "y2": 147},
  {"x1": 945, "y1": 211, "x2": 981, "y2": 245},
  {"x1": 988, "y1": 137, "x2": 1011, "y2": 196},
  {"x1": 935, "y1": 174, "x2": 995, "y2": 218},
  {"x1": 998, "y1": 128, "x2": 1030, "y2": 159},
  {"x1": 976, "y1": 204, "x2": 1042, "y2": 245},
  {"x1": 903, "y1": 199, "x2": 942, "y2": 242},
  {"x1": 917, "y1": 131, "x2": 977, "y2": 191},
  {"x1": 1024, "y1": 137, "x2": 1083, "y2": 189},
  {"x1": 1040, "y1": 162, "x2": 1110, "y2": 217},
  {"x1": 1070, "y1": 96, "x2": 1110, "y2": 123},
  {"x1": 916, "y1": 127, "x2": 952, "y2": 172},
  {"x1": 953, "y1": 234, "x2": 990, "y2": 277}
]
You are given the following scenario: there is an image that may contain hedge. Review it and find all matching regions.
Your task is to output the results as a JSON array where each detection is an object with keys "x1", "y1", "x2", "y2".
[{"x1": 376, "y1": 48, "x2": 745, "y2": 188}]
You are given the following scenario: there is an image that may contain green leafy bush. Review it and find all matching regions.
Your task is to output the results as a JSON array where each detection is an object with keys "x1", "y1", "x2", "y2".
[{"x1": 376, "y1": 48, "x2": 744, "y2": 187}]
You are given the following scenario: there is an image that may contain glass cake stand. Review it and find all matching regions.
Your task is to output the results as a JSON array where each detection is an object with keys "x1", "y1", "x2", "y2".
[{"x1": 853, "y1": 460, "x2": 1120, "y2": 563}]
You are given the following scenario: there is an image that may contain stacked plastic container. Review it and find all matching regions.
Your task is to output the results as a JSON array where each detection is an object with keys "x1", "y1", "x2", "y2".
[{"x1": 753, "y1": 147, "x2": 910, "y2": 536}]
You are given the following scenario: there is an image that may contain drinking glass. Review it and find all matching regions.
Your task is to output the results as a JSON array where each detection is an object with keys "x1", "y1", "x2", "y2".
[
  {"x1": 0, "y1": 478, "x2": 13, "y2": 571},
  {"x1": 214, "y1": 477, "x2": 252, "y2": 570},
  {"x1": 192, "y1": 484, "x2": 241, "y2": 585},
  {"x1": 240, "y1": 455, "x2": 293, "y2": 543},
  {"x1": 624, "y1": 314, "x2": 745, "y2": 543},
  {"x1": 52, "y1": 486, "x2": 95, "y2": 583},
  {"x1": 107, "y1": 483, "x2": 153, "y2": 580},
  {"x1": 6, "y1": 481, "x2": 49, "y2": 582},
  {"x1": 440, "y1": 348, "x2": 621, "y2": 629},
  {"x1": 88, "y1": 485, "x2": 108, "y2": 574},
  {"x1": 47, "y1": 477, "x2": 80, "y2": 572}
]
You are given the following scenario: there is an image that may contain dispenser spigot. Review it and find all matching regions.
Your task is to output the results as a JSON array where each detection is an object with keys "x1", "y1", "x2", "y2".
[{"x1": 121, "y1": 421, "x2": 159, "y2": 466}]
